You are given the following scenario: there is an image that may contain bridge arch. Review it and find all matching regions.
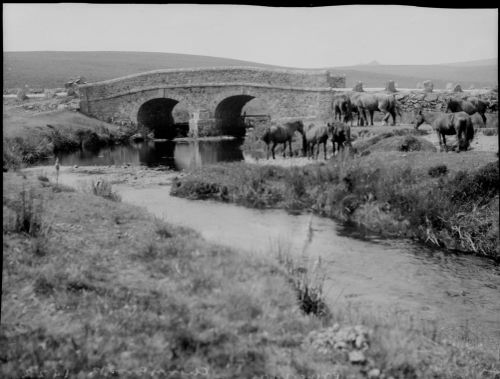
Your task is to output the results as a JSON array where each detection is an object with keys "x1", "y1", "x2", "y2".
[
  {"x1": 214, "y1": 94, "x2": 256, "y2": 137},
  {"x1": 137, "y1": 97, "x2": 190, "y2": 139}
]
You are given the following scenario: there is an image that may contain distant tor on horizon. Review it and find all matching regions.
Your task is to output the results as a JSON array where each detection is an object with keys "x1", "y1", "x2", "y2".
[{"x1": 3, "y1": 51, "x2": 498, "y2": 89}]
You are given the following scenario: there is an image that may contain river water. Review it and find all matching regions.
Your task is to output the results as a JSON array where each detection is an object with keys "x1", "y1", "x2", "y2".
[
  {"x1": 30, "y1": 139, "x2": 500, "y2": 351},
  {"x1": 41, "y1": 139, "x2": 245, "y2": 170}
]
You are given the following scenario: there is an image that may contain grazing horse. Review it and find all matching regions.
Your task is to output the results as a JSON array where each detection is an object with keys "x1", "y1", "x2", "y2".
[
  {"x1": 304, "y1": 123, "x2": 329, "y2": 159},
  {"x1": 446, "y1": 97, "x2": 488, "y2": 125},
  {"x1": 351, "y1": 92, "x2": 399, "y2": 126},
  {"x1": 328, "y1": 122, "x2": 352, "y2": 155},
  {"x1": 414, "y1": 110, "x2": 474, "y2": 152},
  {"x1": 333, "y1": 94, "x2": 353, "y2": 124},
  {"x1": 262, "y1": 120, "x2": 305, "y2": 159}
]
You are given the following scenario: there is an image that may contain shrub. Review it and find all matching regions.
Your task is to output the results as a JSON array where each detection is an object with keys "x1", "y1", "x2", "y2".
[
  {"x1": 12, "y1": 187, "x2": 43, "y2": 237},
  {"x1": 428, "y1": 164, "x2": 448, "y2": 178},
  {"x1": 482, "y1": 128, "x2": 498, "y2": 136},
  {"x1": 449, "y1": 161, "x2": 499, "y2": 204},
  {"x1": 90, "y1": 179, "x2": 121, "y2": 202}
]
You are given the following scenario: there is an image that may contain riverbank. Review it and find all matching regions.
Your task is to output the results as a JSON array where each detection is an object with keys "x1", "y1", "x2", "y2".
[
  {"x1": 171, "y1": 149, "x2": 499, "y2": 261},
  {"x1": 3, "y1": 170, "x2": 500, "y2": 378},
  {"x1": 3, "y1": 97, "x2": 136, "y2": 170}
]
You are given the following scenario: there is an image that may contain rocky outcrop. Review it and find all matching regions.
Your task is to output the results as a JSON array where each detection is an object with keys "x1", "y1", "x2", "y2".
[
  {"x1": 353, "y1": 81, "x2": 364, "y2": 92},
  {"x1": 423, "y1": 80, "x2": 434, "y2": 92},
  {"x1": 385, "y1": 80, "x2": 397, "y2": 92}
]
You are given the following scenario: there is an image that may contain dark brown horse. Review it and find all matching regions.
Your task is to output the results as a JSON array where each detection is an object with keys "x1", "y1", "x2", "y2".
[
  {"x1": 446, "y1": 97, "x2": 488, "y2": 125},
  {"x1": 328, "y1": 122, "x2": 352, "y2": 155},
  {"x1": 351, "y1": 92, "x2": 399, "y2": 126},
  {"x1": 304, "y1": 123, "x2": 329, "y2": 159},
  {"x1": 414, "y1": 110, "x2": 474, "y2": 152},
  {"x1": 262, "y1": 120, "x2": 305, "y2": 159},
  {"x1": 332, "y1": 93, "x2": 353, "y2": 124}
]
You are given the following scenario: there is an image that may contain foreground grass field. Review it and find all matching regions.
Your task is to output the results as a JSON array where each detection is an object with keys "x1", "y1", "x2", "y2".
[
  {"x1": 3, "y1": 172, "x2": 500, "y2": 378},
  {"x1": 171, "y1": 147, "x2": 499, "y2": 261}
]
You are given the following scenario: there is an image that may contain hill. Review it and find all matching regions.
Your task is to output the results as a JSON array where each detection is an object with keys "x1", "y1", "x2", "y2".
[
  {"x1": 3, "y1": 51, "x2": 276, "y2": 89},
  {"x1": 3, "y1": 51, "x2": 498, "y2": 89},
  {"x1": 331, "y1": 62, "x2": 497, "y2": 88}
]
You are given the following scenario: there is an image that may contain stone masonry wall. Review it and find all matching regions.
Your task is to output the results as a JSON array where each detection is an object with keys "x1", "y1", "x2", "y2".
[
  {"x1": 394, "y1": 90, "x2": 498, "y2": 114},
  {"x1": 79, "y1": 67, "x2": 346, "y2": 102}
]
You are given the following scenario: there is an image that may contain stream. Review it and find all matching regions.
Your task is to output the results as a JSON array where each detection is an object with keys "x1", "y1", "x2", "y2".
[{"x1": 39, "y1": 164, "x2": 500, "y2": 352}]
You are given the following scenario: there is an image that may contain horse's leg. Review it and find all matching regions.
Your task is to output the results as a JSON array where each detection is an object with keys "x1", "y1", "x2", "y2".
[
  {"x1": 266, "y1": 143, "x2": 269, "y2": 159},
  {"x1": 369, "y1": 110, "x2": 374, "y2": 126},
  {"x1": 288, "y1": 140, "x2": 293, "y2": 157},
  {"x1": 323, "y1": 141, "x2": 327, "y2": 160},
  {"x1": 391, "y1": 109, "x2": 397, "y2": 126},
  {"x1": 381, "y1": 110, "x2": 390, "y2": 126},
  {"x1": 271, "y1": 142, "x2": 277, "y2": 159},
  {"x1": 481, "y1": 112, "x2": 487, "y2": 125},
  {"x1": 282, "y1": 142, "x2": 287, "y2": 158},
  {"x1": 442, "y1": 134, "x2": 448, "y2": 152}
]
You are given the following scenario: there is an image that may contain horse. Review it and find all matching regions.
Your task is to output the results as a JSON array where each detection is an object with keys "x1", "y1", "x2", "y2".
[
  {"x1": 348, "y1": 92, "x2": 365, "y2": 126},
  {"x1": 414, "y1": 110, "x2": 474, "y2": 152},
  {"x1": 446, "y1": 97, "x2": 488, "y2": 125},
  {"x1": 304, "y1": 123, "x2": 329, "y2": 159},
  {"x1": 351, "y1": 92, "x2": 399, "y2": 126},
  {"x1": 262, "y1": 120, "x2": 305, "y2": 159},
  {"x1": 333, "y1": 93, "x2": 353, "y2": 124},
  {"x1": 328, "y1": 122, "x2": 352, "y2": 155}
]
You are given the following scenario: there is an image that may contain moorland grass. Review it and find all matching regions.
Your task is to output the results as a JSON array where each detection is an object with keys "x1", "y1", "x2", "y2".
[
  {"x1": 171, "y1": 152, "x2": 499, "y2": 260},
  {"x1": 3, "y1": 172, "x2": 499, "y2": 378}
]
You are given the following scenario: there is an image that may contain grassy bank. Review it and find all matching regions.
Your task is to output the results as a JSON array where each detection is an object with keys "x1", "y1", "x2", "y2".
[
  {"x1": 3, "y1": 172, "x2": 500, "y2": 378},
  {"x1": 171, "y1": 150, "x2": 499, "y2": 260},
  {"x1": 3, "y1": 106, "x2": 135, "y2": 170}
]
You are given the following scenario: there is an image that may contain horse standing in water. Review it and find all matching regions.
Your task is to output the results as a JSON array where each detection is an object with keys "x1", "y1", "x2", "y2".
[
  {"x1": 304, "y1": 123, "x2": 329, "y2": 159},
  {"x1": 414, "y1": 110, "x2": 474, "y2": 152},
  {"x1": 262, "y1": 120, "x2": 306, "y2": 159}
]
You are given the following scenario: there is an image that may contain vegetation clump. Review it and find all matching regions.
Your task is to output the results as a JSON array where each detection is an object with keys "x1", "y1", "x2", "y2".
[{"x1": 172, "y1": 156, "x2": 499, "y2": 260}]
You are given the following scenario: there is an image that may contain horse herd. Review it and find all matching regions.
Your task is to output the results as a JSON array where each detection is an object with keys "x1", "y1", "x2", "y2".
[
  {"x1": 261, "y1": 92, "x2": 490, "y2": 159},
  {"x1": 262, "y1": 120, "x2": 351, "y2": 160}
]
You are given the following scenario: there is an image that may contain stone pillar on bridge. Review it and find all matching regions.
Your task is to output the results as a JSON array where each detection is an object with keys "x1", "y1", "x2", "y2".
[{"x1": 189, "y1": 109, "x2": 216, "y2": 138}]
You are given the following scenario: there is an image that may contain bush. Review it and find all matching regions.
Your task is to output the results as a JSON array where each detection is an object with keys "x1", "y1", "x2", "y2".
[
  {"x1": 428, "y1": 164, "x2": 448, "y2": 178},
  {"x1": 90, "y1": 179, "x2": 121, "y2": 202},
  {"x1": 449, "y1": 161, "x2": 499, "y2": 204},
  {"x1": 12, "y1": 187, "x2": 44, "y2": 237}
]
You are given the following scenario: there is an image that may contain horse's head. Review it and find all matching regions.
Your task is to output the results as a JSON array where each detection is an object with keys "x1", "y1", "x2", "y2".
[
  {"x1": 294, "y1": 120, "x2": 305, "y2": 135},
  {"x1": 413, "y1": 109, "x2": 426, "y2": 130}
]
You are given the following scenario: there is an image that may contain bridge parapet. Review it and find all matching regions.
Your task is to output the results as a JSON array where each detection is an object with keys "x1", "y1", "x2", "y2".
[{"x1": 79, "y1": 67, "x2": 345, "y2": 101}]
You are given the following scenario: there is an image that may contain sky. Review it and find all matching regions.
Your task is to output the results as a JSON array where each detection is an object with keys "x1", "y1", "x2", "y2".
[{"x1": 3, "y1": 4, "x2": 498, "y2": 68}]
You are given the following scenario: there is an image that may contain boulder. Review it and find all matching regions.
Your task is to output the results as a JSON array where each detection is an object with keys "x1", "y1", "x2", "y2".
[
  {"x1": 352, "y1": 81, "x2": 364, "y2": 92},
  {"x1": 16, "y1": 88, "x2": 28, "y2": 101},
  {"x1": 423, "y1": 80, "x2": 434, "y2": 92},
  {"x1": 452, "y1": 84, "x2": 463, "y2": 92},
  {"x1": 348, "y1": 350, "x2": 366, "y2": 364},
  {"x1": 385, "y1": 80, "x2": 397, "y2": 92}
]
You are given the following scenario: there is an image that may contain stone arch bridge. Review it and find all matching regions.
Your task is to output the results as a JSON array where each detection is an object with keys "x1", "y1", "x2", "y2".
[{"x1": 79, "y1": 67, "x2": 346, "y2": 139}]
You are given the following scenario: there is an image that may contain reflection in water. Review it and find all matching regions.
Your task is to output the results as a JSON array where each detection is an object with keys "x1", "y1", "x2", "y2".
[{"x1": 52, "y1": 139, "x2": 245, "y2": 170}]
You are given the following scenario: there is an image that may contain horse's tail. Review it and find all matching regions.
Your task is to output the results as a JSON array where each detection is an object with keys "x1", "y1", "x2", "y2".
[{"x1": 466, "y1": 118, "x2": 475, "y2": 142}]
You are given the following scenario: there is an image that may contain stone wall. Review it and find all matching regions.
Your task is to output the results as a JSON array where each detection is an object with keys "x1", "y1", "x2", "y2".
[
  {"x1": 79, "y1": 67, "x2": 346, "y2": 102},
  {"x1": 394, "y1": 90, "x2": 498, "y2": 113}
]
